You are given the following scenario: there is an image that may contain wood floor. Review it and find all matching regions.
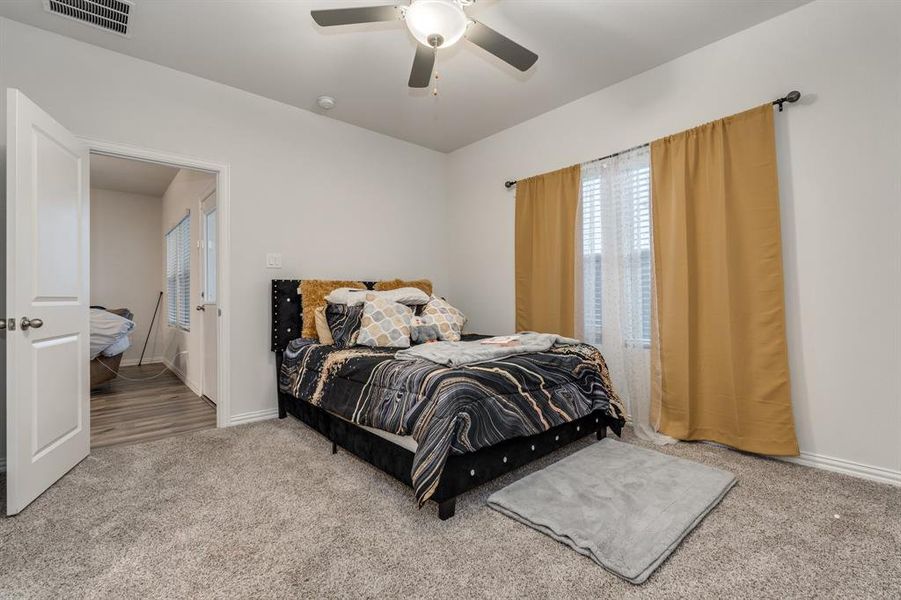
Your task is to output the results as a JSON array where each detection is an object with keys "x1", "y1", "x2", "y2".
[{"x1": 90, "y1": 364, "x2": 216, "y2": 448}]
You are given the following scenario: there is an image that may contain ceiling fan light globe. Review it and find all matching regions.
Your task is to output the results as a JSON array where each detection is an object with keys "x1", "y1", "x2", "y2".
[{"x1": 405, "y1": 0, "x2": 468, "y2": 48}]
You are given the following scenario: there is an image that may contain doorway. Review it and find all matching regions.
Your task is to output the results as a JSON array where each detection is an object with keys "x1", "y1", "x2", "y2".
[
  {"x1": 87, "y1": 154, "x2": 219, "y2": 448},
  {"x1": 4, "y1": 89, "x2": 231, "y2": 515}
]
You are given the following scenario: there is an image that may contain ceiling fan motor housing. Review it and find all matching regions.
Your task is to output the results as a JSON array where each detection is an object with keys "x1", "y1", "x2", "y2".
[{"x1": 404, "y1": 0, "x2": 469, "y2": 48}]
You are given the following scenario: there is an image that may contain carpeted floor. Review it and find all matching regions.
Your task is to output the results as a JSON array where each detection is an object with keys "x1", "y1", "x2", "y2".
[{"x1": 1, "y1": 418, "x2": 898, "y2": 599}]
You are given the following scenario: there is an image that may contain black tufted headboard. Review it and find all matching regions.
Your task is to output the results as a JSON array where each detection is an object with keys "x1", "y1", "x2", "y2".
[{"x1": 271, "y1": 279, "x2": 377, "y2": 352}]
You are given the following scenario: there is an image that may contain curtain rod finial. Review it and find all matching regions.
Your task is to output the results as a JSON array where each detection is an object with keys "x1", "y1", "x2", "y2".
[
  {"x1": 774, "y1": 90, "x2": 801, "y2": 112},
  {"x1": 505, "y1": 180, "x2": 517, "y2": 189}
]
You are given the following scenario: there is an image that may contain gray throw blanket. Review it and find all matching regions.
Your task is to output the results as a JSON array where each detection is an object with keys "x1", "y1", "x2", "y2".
[{"x1": 395, "y1": 333, "x2": 579, "y2": 367}]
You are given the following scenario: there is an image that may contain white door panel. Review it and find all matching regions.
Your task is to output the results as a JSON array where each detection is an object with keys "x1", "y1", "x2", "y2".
[
  {"x1": 202, "y1": 309, "x2": 217, "y2": 403},
  {"x1": 201, "y1": 196, "x2": 217, "y2": 403},
  {"x1": 6, "y1": 89, "x2": 90, "y2": 515},
  {"x1": 33, "y1": 334, "x2": 83, "y2": 458},
  {"x1": 34, "y1": 128, "x2": 82, "y2": 300}
]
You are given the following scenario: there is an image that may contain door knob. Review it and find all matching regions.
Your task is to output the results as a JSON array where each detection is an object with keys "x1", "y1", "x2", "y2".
[
  {"x1": 195, "y1": 305, "x2": 205, "y2": 312},
  {"x1": 21, "y1": 317, "x2": 43, "y2": 330}
]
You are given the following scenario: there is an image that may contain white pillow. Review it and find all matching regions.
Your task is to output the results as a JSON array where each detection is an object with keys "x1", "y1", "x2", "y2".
[{"x1": 325, "y1": 287, "x2": 429, "y2": 307}]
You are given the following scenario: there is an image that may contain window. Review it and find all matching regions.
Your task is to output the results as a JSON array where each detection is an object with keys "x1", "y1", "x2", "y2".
[
  {"x1": 580, "y1": 146, "x2": 651, "y2": 346},
  {"x1": 166, "y1": 213, "x2": 191, "y2": 330}
]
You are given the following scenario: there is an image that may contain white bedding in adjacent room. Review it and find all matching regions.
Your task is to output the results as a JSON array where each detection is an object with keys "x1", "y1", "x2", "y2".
[{"x1": 89, "y1": 308, "x2": 135, "y2": 359}]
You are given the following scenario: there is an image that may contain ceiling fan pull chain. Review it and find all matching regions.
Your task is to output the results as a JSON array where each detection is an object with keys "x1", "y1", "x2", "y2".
[{"x1": 432, "y1": 46, "x2": 440, "y2": 97}]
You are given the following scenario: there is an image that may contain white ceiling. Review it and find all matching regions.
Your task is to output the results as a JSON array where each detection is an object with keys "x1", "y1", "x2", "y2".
[
  {"x1": 0, "y1": 0, "x2": 810, "y2": 152},
  {"x1": 90, "y1": 154, "x2": 178, "y2": 197}
]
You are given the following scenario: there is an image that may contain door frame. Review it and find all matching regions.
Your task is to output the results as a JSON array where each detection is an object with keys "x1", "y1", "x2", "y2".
[{"x1": 82, "y1": 138, "x2": 231, "y2": 428}]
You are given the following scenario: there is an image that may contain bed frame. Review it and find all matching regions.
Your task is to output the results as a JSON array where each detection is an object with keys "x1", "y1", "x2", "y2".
[{"x1": 271, "y1": 279, "x2": 612, "y2": 520}]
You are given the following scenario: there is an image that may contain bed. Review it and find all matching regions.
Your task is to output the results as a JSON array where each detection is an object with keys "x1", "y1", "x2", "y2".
[
  {"x1": 272, "y1": 279, "x2": 626, "y2": 519},
  {"x1": 90, "y1": 307, "x2": 135, "y2": 389}
]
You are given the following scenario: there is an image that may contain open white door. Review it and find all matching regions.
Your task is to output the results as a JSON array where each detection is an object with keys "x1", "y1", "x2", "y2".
[
  {"x1": 199, "y1": 192, "x2": 217, "y2": 404},
  {"x1": 5, "y1": 89, "x2": 90, "y2": 515}
]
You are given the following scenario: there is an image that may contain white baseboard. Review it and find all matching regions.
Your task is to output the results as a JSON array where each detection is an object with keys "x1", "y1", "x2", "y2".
[
  {"x1": 162, "y1": 358, "x2": 202, "y2": 397},
  {"x1": 120, "y1": 357, "x2": 164, "y2": 367},
  {"x1": 229, "y1": 408, "x2": 279, "y2": 426},
  {"x1": 781, "y1": 452, "x2": 901, "y2": 487}
]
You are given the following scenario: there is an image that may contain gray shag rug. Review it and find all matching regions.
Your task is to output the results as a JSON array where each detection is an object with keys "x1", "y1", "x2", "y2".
[
  {"x1": 1, "y1": 418, "x2": 899, "y2": 599},
  {"x1": 488, "y1": 438, "x2": 737, "y2": 584}
]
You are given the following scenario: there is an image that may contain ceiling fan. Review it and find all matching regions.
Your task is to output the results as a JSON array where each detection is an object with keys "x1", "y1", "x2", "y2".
[{"x1": 311, "y1": 0, "x2": 538, "y2": 88}]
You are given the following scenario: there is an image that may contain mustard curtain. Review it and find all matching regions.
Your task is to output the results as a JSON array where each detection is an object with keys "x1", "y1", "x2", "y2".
[
  {"x1": 515, "y1": 165, "x2": 580, "y2": 337},
  {"x1": 650, "y1": 104, "x2": 799, "y2": 456}
]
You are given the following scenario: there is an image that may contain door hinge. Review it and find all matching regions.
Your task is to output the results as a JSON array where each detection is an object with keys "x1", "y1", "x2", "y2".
[{"x1": 1, "y1": 318, "x2": 16, "y2": 331}]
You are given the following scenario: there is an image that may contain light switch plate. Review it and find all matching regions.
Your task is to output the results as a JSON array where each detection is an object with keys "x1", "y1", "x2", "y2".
[{"x1": 266, "y1": 253, "x2": 282, "y2": 269}]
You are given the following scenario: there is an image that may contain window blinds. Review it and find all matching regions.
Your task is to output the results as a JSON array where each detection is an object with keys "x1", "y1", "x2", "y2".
[
  {"x1": 165, "y1": 213, "x2": 191, "y2": 330},
  {"x1": 580, "y1": 146, "x2": 651, "y2": 345}
]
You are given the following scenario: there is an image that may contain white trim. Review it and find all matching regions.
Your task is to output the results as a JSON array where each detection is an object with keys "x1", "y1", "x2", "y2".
[
  {"x1": 79, "y1": 137, "x2": 232, "y2": 429},
  {"x1": 781, "y1": 452, "x2": 901, "y2": 487},
  {"x1": 229, "y1": 408, "x2": 279, "y2": 426},
  {"x1": 119, "y1": 357, "x2": 164, "y2": 367}
]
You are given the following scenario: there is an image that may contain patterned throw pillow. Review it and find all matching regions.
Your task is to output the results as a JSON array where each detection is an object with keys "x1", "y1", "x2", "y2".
[
  {"x1": 421, "y1": 296, "x2": 466, "y2": 341},
  {"x1": 325, "y1": 302, "x2": 364, "y2": 348},
  {"x1": 356, "y1": 295, "x2": 414, "y2": 348}
]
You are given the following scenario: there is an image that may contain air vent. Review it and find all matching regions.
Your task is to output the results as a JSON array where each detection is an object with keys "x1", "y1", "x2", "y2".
[{"x1": 44, "y1": 0, "x2": 134, "y2": 37}]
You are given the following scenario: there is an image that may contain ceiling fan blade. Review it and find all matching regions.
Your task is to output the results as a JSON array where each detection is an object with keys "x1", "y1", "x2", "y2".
[
  {"x1": 408, "y1": 45, "x2": 435, "y2": 88},
  {"x1": 465, "y1": 21, "x2": 538, "y2": 72},
  {"x1": 311, "y1": 5, "x2": 399, "y2": 27}
]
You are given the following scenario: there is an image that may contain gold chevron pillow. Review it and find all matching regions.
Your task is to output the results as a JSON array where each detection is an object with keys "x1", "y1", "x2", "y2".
[
  {"x1": 421, "y1": 296, "x2": 466, "y2": 342},
  {"x1": 356, "y1": 295, "x2": 414, "y2": 348}
]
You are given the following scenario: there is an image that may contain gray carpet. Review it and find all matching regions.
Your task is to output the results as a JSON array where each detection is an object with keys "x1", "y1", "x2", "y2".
[{"x1": 0, "y1": 418, "x2": 898, "y2": 599}]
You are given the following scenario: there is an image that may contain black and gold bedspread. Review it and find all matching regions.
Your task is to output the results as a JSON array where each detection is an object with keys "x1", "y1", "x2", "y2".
[{"x1": 279, "y1": 337, "x2": 626, "y2": 505}]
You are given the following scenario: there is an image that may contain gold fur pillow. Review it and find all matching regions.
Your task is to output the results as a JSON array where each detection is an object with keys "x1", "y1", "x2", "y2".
[
  {"x1": 374, "y1": 279, "x2": 432, "y2": 296},
  {"x1": 299, "y1": 279, "x2": 365, "y2": 339}
]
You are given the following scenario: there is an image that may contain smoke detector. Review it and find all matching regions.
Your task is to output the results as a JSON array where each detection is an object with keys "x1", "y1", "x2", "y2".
[{"x1": 317, "y1": 96, "x2": 337, "y2": 110}]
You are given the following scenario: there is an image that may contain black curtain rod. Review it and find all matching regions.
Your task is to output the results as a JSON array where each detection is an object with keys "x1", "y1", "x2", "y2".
[{"x1": 504, "y1": 90, "x2": 801, "y2": 189}]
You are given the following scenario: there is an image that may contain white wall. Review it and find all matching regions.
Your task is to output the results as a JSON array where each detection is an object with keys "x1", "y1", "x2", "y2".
[
  {"x1": 0, "y1": 17, "x2": 449, "y2": 430},
  {"x1": 446, "y1": 0, "x2": 901, "y2": 478},
  {"x1": 90, "y1": 188, "x2": 163, "y2": 364},
  {"x1": 160, "y1": 169, "x2": 215, "y2": 393}
]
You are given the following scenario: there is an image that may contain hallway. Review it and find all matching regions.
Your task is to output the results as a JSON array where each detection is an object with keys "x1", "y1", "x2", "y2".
[{"x1": 90, "y1": 364, "x2": 216, "y2": 448}]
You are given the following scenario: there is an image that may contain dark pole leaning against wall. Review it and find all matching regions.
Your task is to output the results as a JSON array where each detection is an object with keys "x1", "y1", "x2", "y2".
[{"x1": 139, "y1": 291, "x2": 164, "y2": 366}]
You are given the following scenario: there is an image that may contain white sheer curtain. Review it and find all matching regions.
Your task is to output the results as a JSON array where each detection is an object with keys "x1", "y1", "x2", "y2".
[{"x1": 577, "y1": 146, "x2": 673, "y2": 444}]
